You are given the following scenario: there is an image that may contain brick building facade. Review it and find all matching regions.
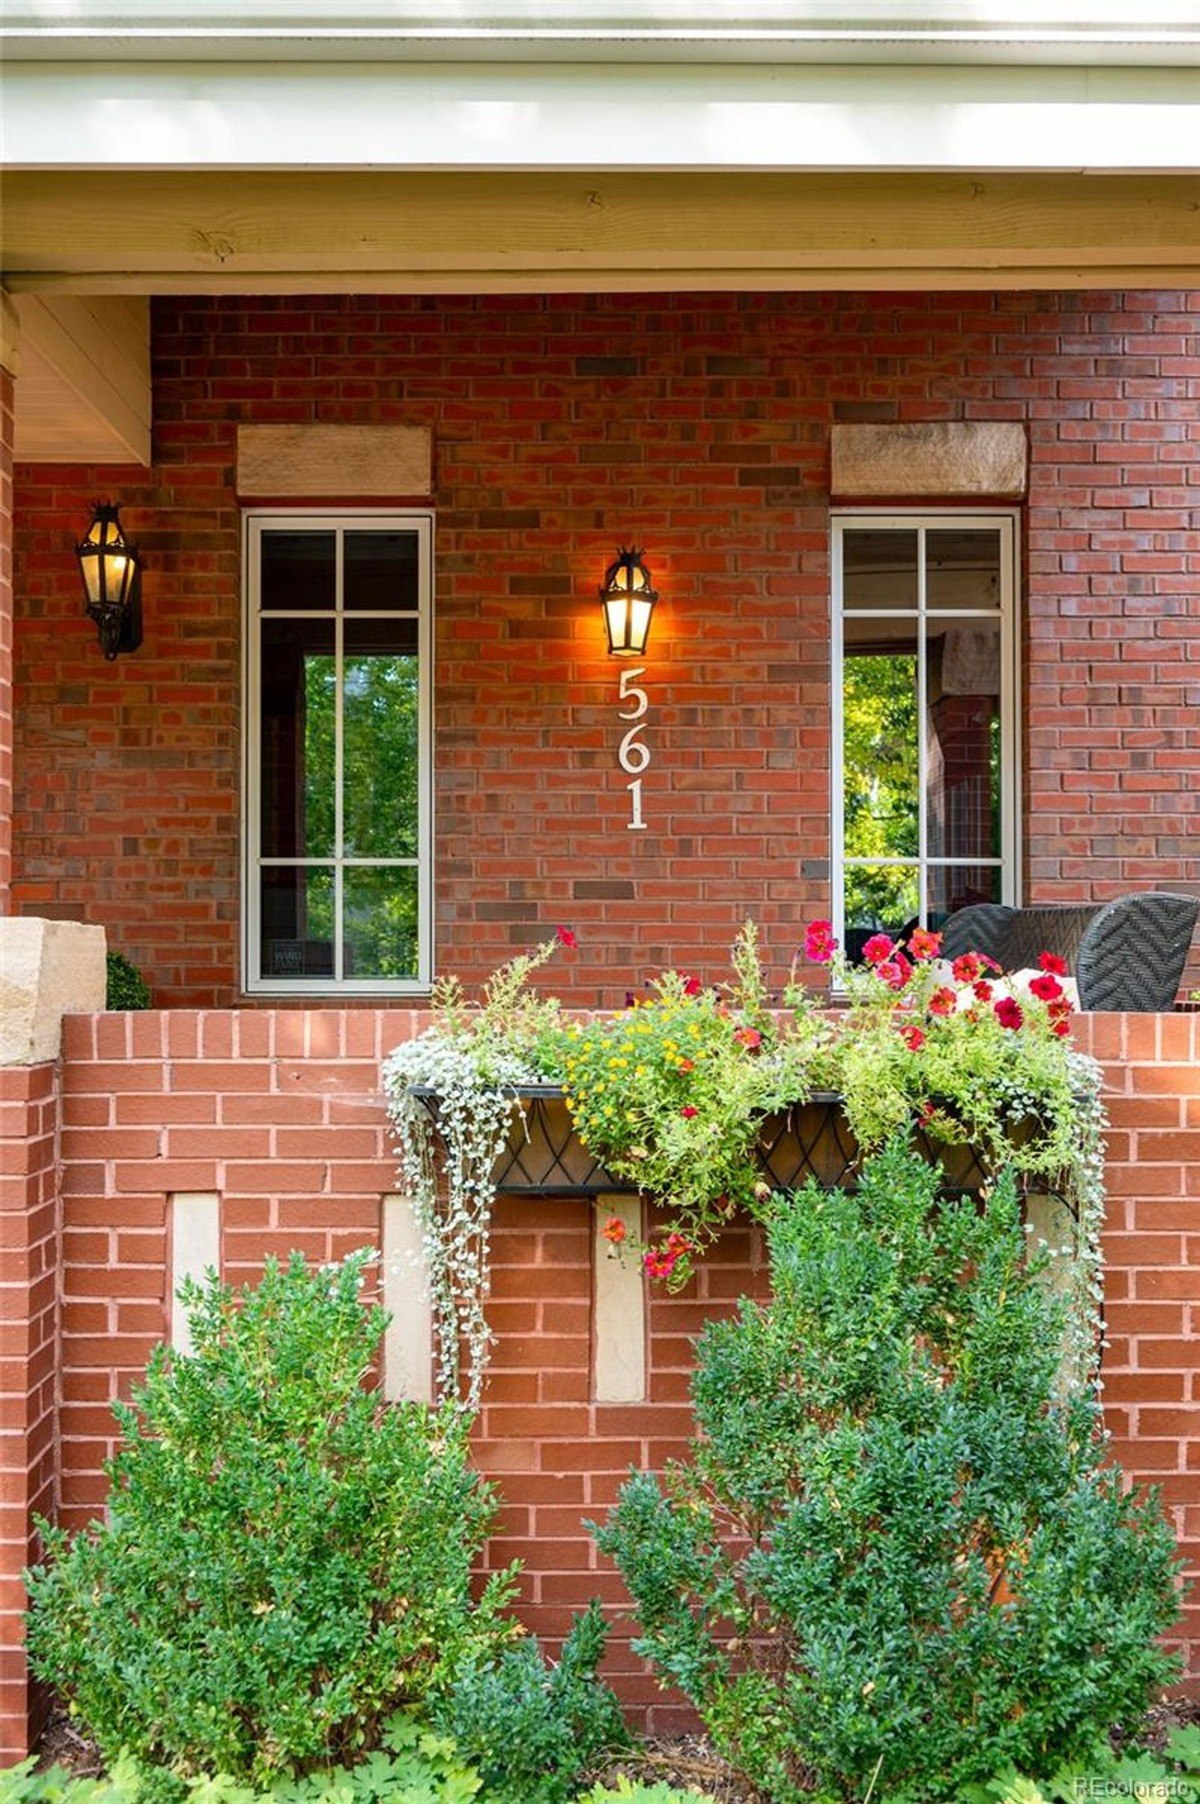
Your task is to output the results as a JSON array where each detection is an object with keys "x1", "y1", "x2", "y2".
[{"x1": 12, "y1": 289, "x2": 1199, "y2": 1007}]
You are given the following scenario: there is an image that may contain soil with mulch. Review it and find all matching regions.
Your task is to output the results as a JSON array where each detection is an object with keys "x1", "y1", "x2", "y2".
[{"x1": 35, "y1": 1698, "x2": 1200, "y2": 1800}]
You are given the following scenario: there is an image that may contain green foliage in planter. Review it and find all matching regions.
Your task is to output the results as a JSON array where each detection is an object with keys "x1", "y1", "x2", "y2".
[
  {"x1": 105, "y1": 950, "x2": 151, "y2": 1011},
  {"x1": 578, "y1": 1786, "x2": 719, "y2": 1804},
  {"x1": 25, "y1": 1254, "x2": 520, "y2": 1784},
  {"x1": 594, "y1": 1143, "x2": 1182, "y2": 1804},
  {"x1": 435, "y1": 1601, "x2": 629, "y2": 1803}
]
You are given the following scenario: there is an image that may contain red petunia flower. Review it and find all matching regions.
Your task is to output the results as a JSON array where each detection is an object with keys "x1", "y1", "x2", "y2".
[
  {"x1": 1029, "y1": 972, "x2": 1063, "y2": 1002},
  {"x1": 973, "y1": 979, "x2": 994, "y2": 1002},
  {"x1": 862, "y1": 933, "x2": 896, "y2": 967},
  {"x1": 804, "y1": 919, "x2": 838, "y2": 964},
  {"x1": 677, "y1": 1057, "x2": 695, "y2": 1073},
  {"x1": 556, "y1": 925, "x2": 578, "y2": 948},
  {"x1": 876, "y1": 952, "x2": 913, "y2": 991},
  {"x1": 951, "y1": 952, "x2": 982, "y2": 984},
  {"x1": 680, "y1": 1105, "x2": 699, "y2": 1119},
  {"x1": 1048, "y1": 996, "x2": 1073, "y2": 1021},
  {"x1": 994, "y1": 997, "x2": 1024, "y2": 1031},
  {"x1": 602, "y1": 1216, "x2": 627, "y2": 1245},
  {"x1": 683, "y1": 975, "x2": 703, "y2": 997},
  {"x1": 901, "y1": 1025, "x2": 927, "y2": 1051},
  {"x1": 908, "y1": 927, "x2": 943, "y2": 962},
  {"x1": 644, "y1": 1248, "x2": 677, "y2": 1280},
  {"x1": 1052, "y1": 1019, "x2": 1071, "y2": 1038},
  {"x1": 1039, "y1": 951, "x2": 1069, "y2": 976},
  {"x1": 733, "y1": 1026, "x2": 763, "y2": 1049},
  {"x1": 927, "y1": 986, "x2": 956, "y2": 1018}
]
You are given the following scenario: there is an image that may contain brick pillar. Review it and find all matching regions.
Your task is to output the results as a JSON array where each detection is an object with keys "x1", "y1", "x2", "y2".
[
  {"x1": 0, "y1": 1063, "x2": 58, "y2": 1762},
  {"x1": 0, "y1": 918, "x2": 105, "y2": 1762},
  {"x1": 0, "y1": 293, "x2": 16, "y2": 916}
]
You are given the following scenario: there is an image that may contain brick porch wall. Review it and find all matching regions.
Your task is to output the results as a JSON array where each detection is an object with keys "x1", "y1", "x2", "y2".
[
  {"x1": 11, "y1": 291, "x2": 1200, "y2": 1006},
  {"x1": 0, "y1": 1006, "x2": 1174, "y2": 1758},
  {"x1": 0, "y1": 1063, "x2": 58, "y2": 1765}
]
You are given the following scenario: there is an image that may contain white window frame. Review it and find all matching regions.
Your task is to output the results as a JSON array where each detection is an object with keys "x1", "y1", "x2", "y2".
[
  {"x1": 830, "y1": 509, "x2": 1021, "y2": 950},
  {"x1": 242, "y1": 507, "x2": 434, "y2": 996}
]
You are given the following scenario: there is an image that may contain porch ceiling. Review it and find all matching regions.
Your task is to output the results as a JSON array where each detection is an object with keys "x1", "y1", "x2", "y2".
[{"x1": 4, "y1": 170, "x2": 1200, "y2": 297}]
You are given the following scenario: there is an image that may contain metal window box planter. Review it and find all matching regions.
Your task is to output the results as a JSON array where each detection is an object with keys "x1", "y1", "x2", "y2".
[{"x1": 406, "y1": 1084, "x2": 995, "y2": 1200}]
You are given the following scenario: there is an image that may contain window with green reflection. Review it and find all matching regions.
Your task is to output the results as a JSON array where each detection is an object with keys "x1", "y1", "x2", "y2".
[{"x1": 246, "y1": 513, "x2": 432, "y2": 992}]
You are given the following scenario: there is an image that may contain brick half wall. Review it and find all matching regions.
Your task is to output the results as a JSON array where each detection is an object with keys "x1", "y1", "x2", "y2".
[
  {"x1": 0, "y1": 1005, "x2": 1194, "y2": 1757},
  {"x1": 0, "y1": 1062, "x2": 58, "y2": 1765}
]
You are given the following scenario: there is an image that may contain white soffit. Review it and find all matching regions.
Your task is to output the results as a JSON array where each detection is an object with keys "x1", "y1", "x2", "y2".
[{"x1": 3, "y1": 62, "x2": 1199, "y2": 171}]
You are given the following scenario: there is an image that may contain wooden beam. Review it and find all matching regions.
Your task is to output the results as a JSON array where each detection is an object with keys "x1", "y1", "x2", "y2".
[
  {"x1": 3, "y1": 171, "x2": 1198, "y2": 294},
  {"x1": 13, "y1": 295, "x2": 150, "y2": 463}
]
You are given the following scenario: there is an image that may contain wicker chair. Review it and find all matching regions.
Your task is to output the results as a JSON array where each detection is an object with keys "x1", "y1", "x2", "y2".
[{"x1": 939, "y1": 893, "x2": 1200, "y2": 1012}]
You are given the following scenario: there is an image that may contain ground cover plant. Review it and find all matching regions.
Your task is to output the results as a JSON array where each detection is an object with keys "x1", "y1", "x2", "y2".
[
  {"x1": 24, "y1": 1254, "x2": 621, "y2": 1795},
  {"x1": 594, "y1": 1142, "x2": 1182, "y2": 1804}
]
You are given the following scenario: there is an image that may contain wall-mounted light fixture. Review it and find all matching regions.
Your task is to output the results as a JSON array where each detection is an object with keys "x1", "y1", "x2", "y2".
[
  {"x1": 76, "y1": 502, "x2": 142, "y2": 660},
  {"x1": 599, "y1": 546, "x2": 658, "y2": 657}
]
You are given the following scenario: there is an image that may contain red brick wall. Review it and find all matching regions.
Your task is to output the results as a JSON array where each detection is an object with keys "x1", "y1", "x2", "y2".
[
  {"x1": 38, "y1": 1006, "x2": 1200, "y2": 1735},
  {"x1": 0, "y1": 1062, "x2": 58, "y2": 1764},
  {"x1": 11, "y1": 292, "x2": 1200, "y2": 1006}
]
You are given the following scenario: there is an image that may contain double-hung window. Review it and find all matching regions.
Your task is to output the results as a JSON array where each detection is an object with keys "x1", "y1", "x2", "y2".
[
  {"x1": 244, "y1": 511, "x2": 433, "y2": 993},
  {"x1": 831, "y1": 512, "x2": 1019, "y2": 959}
]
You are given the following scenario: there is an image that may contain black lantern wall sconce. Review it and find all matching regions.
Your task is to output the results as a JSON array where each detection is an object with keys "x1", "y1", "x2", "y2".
[
  {"x1": 599, "y1": 546, "x2": 658, "y2": 657},
  {"x1": 76, "y1": 502, "x2": 143, "y2": 660}
]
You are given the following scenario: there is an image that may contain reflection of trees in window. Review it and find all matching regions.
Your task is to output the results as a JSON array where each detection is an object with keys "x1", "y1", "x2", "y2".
[{"x1": 843, "y1": 651, "x2": 918, "y2": 930}]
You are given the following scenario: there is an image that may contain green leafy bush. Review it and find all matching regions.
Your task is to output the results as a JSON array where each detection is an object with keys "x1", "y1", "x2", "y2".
[
  {"x1": 436, "y1": 1600, "x2": 629, "y2": 1802},
  {"x1": 104, "y1": 950, "x2": 151, "y2": 1010},
  {"x1": 26, "y1": 1254, "x2": 519, "y2": 1784},
  {"x1": 595, "y1": 1142, "x2": 1182, "y2": 1804},
  {"x1": 578, "y1": 1785, "x2": 718, "y2": 1804}
]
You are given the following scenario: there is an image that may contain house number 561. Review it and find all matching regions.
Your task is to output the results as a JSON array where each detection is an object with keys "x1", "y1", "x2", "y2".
[{"x1": 617, "y1": 667, "x2": 649, "y2": 831}]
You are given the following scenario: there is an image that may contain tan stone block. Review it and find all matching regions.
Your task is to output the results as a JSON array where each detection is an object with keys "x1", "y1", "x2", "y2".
[
  {"x1": 831, "y1": 421, "x2": 1028, "y2": 498},
  {"x1": 0, "y1": 919, "x2": 106, "y2": 1066},
  {"x1": 236, "y1": 423, "x2": 432, "y2": 498}
]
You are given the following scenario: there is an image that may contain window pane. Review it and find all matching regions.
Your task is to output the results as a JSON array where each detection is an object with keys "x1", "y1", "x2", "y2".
[
  {"x1": 929, "y1": 864, "x2": 1003, "y2": 928},
  {"x1": 926, "y1": 529, "x2": 1001, "y2": 611},
  {"x1": 343, "y1": 617, "x2": 420, "y2": 859},
  {"x1": 260, "y1": 618, "x2": 336, "y2": 859},
  {"x1": 260, "y1": 531, "x2": 336, "y2": 612},
  {"x1": 343, "y1": 867, "x2": 419, "y2": 980},
  {"x1": 345, "y1": 531, "x2": 420, "y2": 612},
  {"x1": 260, "y1": 868, "x2": 335, "y2": 978},
  {"x1": 925, "y1": 620, "x2": 1002, "y2": 862},
  {"x1": 842, "y1": 529, "x2": 918, "y2": 612},
  {"x1": 843, "y1": 865, "x2": 920, "y2": 961},
  {"x1": 843, "y1": 616, "x2": 919, "y2": 861}
]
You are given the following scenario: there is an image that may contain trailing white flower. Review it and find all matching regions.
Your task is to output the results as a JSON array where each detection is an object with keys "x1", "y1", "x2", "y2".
[{"x1": 382, "y1": 934, "x2": 571, "y2": 1412}]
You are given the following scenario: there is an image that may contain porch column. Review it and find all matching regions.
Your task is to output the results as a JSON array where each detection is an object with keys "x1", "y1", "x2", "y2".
[
  {"x1": 0, "y1": 292, "x2": 16, "y2": 914},
  {"x1": 0, "y1": 919, "x2": 104, "y2": 1763}
]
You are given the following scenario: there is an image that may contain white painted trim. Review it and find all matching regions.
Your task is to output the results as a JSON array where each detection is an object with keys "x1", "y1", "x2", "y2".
[
  {"x1": 4, "y1": 3, "x2": 1199, "y2": 65},
  {"x1": 3, "y1": 63, "x2": 1199, "y2": 171},
  {"x1": 830, "y1": 509, "x2": 1020, "y2": 951},
  {"x1": 382, "y1": 1193, "x2": 434, "y2": 1405},
  {"x1": 242, "y1": 508, "x2": 434, "y2": 997},
  {"x1": 169, "y1": 1191, "x2": 220, "y2": 1355},
  {"x1": 593, "y1": 1197, "x2": 646, "y2": 1404}
]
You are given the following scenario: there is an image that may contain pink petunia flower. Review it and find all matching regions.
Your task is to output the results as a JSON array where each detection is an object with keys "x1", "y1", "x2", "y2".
[{"x1": 804, "y1": 919, "x2": 838, "y2": 964}]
